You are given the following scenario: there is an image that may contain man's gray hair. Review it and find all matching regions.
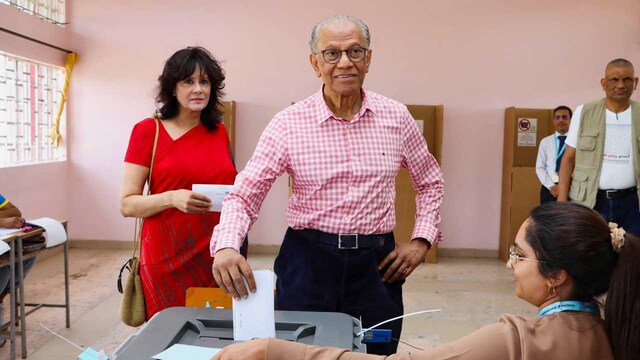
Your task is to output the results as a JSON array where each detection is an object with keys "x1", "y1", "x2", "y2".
[{"x1": 309, "y1": 15, "x2": 370, "y2": 54}]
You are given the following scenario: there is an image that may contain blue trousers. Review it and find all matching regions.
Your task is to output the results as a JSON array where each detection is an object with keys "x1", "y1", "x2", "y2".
[
  {"x1": 274, "y1": 228, "x2": 403, "y2": 355},
  {"x1": 594, "y1": 191, "x2": 640, "y2": 236},
  {"x1": 0, "y1": 257, "x2": 36, "y2": 295}
]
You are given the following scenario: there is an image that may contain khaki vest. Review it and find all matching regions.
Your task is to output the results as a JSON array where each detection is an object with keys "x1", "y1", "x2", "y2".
[{"x1": 570, "y1": 98, "x2": 640, "y2": 208}]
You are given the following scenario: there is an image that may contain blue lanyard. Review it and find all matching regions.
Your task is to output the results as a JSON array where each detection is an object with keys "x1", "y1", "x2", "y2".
[
  {"x1": 553, "y1": 135, "x2": 566, "y2": 159},
  {"x1": 537, "y1": 301, "x2": 599, "y2": 317}
]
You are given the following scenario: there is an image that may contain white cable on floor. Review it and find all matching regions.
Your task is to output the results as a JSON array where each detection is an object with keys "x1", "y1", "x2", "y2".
[
  {"x1": 38, "y1": 322, "x2": 106, "y2": 359},
  {"x1": 38, "y1": 322, "x2": 85, "y2": 351},
  {"x1": 357, "y1": 309, "x2": 442, "y2": 336}
]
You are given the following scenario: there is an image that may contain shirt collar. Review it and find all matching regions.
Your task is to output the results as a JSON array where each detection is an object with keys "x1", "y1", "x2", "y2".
[{"x1": 316, "y1": 85, "x2": 376, "y2": 124}]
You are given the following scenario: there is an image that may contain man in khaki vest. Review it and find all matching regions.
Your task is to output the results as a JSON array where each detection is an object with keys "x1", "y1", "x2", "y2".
[{"x1": 558, "y1": 58, "x2": 640, "y2": 235}]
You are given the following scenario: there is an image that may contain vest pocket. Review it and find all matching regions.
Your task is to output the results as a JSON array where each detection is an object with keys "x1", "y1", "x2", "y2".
[
  {"x1": 569, "y1": 170, "x2": 589, "y2": 201},
  {"x1": 578, "y1": 129, "x2": 599, "y2": 151}
]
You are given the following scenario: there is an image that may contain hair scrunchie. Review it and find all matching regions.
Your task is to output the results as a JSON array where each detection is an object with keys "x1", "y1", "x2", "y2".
[{"x1": 609, "y1": 222, "x2": 626, "y2": 253}]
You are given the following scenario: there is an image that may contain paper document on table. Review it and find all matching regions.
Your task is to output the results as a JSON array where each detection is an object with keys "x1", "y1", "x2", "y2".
[
  {"x1": 192, "y1": 184, "x2": 234, "y2": 212},
  {"x1": 0, "y1": 227, "x2": 20, "y2": 239},
  {"x1": 27, "y1": 218, "x2": 67, "y2": 248},
  {"x1": 0, "y1": 241, "x2": 9, "y2": 256},
  {"x1": 152, "y1": 344, "x2": 220, "y2": 360},
  {"x1": 233, "y1": 269, "x2": 276, "y2": 340}
]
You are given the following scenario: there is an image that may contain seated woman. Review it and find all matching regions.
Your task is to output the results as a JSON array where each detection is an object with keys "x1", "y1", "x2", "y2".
[{"x1": 213, "y1": 202, "x2": 639, "y2": 360}]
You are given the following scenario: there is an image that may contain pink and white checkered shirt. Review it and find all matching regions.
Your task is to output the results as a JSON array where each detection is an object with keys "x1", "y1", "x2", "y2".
[{"x1": 211, "y1": 88, "x2": 444, "y2": 254}]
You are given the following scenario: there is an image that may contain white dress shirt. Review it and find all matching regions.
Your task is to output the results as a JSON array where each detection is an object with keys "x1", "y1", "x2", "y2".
[{"x1": 536, "y1": 132, "x2": 566, "y2": 189}]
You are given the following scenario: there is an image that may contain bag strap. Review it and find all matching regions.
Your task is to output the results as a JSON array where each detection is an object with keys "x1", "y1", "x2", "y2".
[{"x1": 132, "y1": 117, "x2": 160, "y2": 258}]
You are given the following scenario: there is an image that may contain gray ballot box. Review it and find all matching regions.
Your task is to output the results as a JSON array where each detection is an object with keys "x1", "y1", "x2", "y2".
[{"x1": 114, "y1": 307, "x2": 365, "y2": 359}]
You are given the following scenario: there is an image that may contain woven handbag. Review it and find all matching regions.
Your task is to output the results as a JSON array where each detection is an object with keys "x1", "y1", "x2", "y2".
[{"x1": 117, "y1": 117, "x2": 159, "y2": 327}]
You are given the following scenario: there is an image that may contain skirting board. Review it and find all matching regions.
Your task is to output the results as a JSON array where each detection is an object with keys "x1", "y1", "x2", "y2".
[
  {"x1": 438, "y1": 248, "x2": 498, "y2": 258},
  {"x1": 69, "y1": 240, "x2": 498, "y2": 258}
]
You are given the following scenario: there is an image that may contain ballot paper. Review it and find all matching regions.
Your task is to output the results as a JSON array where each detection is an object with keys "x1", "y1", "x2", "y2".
[
  {"x1": 152, "y1": 344, "x2": 219, "y2": 360},
  {"x1": 192, "y1": 184, "x2": 234, "y2": 212},
  {"x1": 233, "y1": 270, "x2": 276, "y2": 341},
  {"x1": 27, "y1": 217, "x2": 67, "y2": 248}
]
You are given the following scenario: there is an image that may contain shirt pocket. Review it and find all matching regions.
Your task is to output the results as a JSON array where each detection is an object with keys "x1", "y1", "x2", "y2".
[
  {"x1": 578, "y1": 129, "x2": 599, "y2": 151},
  {"x1": 357, "y1": 125, "x2": 402, "y2": 177}
]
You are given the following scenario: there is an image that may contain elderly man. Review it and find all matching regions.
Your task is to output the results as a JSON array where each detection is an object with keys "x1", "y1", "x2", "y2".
[
  {"x1": 558, "y1": 58, "x2": 640, "y2": 235},
  {"x1": 211, "y1": 15, "x2": 444, "y2": 355}
]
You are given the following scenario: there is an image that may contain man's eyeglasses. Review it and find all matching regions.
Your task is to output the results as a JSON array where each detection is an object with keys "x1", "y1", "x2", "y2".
[
  {"x1": 319, "y1": 47, "x2": 368, "y2": 64},
  {"x1": 509, "y1": 246, "x2": 546, "y2": 265},
  {"x1": 554, "y1": 114, "x2": 570, "y2": 120},
  {"x1": 605, "y1": 77, "x2": 636, "y2": 87}
]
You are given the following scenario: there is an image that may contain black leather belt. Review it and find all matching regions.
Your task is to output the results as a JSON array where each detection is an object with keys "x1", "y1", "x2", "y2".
[
  {"x1": 304, "y1": 229, "x2": 389, "y2": 249},
  {"x1": 598, "y1": 187, "x2": 637, "y2": 199}
]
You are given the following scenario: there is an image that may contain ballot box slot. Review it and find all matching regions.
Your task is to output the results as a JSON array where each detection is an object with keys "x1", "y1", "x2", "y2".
[{"x1": 277, "y1": 324, "x2": 317, "y2": 343}]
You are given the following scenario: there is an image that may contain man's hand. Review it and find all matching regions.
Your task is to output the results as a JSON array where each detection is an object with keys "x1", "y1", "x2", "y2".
[
  {"x1": 212, "y1": 248, "x2": 256, "y2": 300},
  {"x1": 212, "y1": 339, "x2": 268, "y2": 360},
  {"x1": 0, "y1": 216, "x2": 24, "y2": 229},
  {"x1": 378, "y1": 239, "x2": 429, "y2": 283},
  {"x1": 549, "y1": 184, "x2": 559, "y2": 198}
]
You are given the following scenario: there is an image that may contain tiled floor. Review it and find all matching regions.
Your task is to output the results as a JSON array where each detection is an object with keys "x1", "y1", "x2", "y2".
[{"x1": 0, "y1": 249, "x2": 536, "y2": 358}]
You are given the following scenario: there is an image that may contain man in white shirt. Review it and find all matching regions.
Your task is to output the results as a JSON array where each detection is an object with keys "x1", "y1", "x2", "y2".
[
  {"x1": 536, "y1": 106, "x2": 572, "y2": 203},
  {"x1": 558, "y1": 58, "x2": 640, "y2": 235}
]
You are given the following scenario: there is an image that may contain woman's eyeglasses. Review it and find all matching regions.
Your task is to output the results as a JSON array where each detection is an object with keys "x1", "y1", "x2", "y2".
[{"x1": 509, "y1": 246, "x2": 546, "y2": 265}]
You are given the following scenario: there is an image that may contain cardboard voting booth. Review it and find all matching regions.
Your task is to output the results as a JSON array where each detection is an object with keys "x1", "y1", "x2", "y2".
[
  {"x1": 499, "y1": 107, "x2": 556, "y2": 261},
  {"x1": 287, "y1": 104, "x2": 444, "y2": 263},
  {"x1": 396, "y1": 105, "x2": 443, "y2": 263}
]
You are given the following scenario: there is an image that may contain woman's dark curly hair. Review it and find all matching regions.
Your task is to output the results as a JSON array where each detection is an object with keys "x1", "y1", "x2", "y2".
[{"x1": 155, "y1": 46, "x2": 225, "y2": 131}]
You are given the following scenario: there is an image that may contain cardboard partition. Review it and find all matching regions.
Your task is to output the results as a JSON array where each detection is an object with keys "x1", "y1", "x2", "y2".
[
  {"x1": 395, "y1": 105, "x2": 443, "y2": 263},
  {"x1": 286, "y1": 104, "x2": 444, "y2": 263},
  {"x1": 499, "y1": 107, "x2": 555, "y2": 261},
  {"x1": 222, "y1": 101, "x2": 236, "y2": 152}
]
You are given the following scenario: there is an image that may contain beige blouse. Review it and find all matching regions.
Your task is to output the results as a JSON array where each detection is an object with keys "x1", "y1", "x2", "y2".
[{"x1": 266, "y1": 312, "x2": 613, "y2": 360}]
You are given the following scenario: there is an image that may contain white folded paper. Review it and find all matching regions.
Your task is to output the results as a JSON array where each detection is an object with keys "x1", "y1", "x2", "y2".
[
  {"x1": 192, "y1": 184, "x2": 234, "y2": 212},
  {"x1": 0, "y1": 241, "x2": 10, "y2": 256},
  {"x1": 0, "y1": 227, "x2": 21, "y2": 239},
  {"x1": 233, "y1": 270, "x2": 276, "y2": 340},
  {"x1": 27, "y1": 218, "x2": 67, "y2": 248}
]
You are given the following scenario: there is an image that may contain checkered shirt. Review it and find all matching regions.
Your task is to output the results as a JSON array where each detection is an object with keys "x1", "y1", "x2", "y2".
[{"x1": 211, "y1": 88, "x2": 444, "y2": 254}]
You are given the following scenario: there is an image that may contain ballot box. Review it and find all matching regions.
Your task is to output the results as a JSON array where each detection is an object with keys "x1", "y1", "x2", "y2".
[{"x1": 114, "y1": 307, "x2": 365, "y2": 359}]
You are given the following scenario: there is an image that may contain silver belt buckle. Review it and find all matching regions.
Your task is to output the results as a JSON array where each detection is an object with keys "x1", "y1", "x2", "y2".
[
  {"x1": 606, "y1": 189, "x2": 617, "y2": 199},
  {"x1": 338, "y1": 234, "x2": 359, "y2": 249}
]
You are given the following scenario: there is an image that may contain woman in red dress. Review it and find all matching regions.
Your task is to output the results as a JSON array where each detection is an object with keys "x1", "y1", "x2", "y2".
[{"x1": 120, "y1": 47, "x2": 244, "y2": 320}]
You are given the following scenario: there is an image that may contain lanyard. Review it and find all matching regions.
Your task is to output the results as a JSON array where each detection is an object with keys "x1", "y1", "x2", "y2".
[
  {"x1": 537, "y1": 301, "x2": 599, "y2": 317},
  {"x1": 553, "y1": 135, "x2": 566, "y2": 159}
]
